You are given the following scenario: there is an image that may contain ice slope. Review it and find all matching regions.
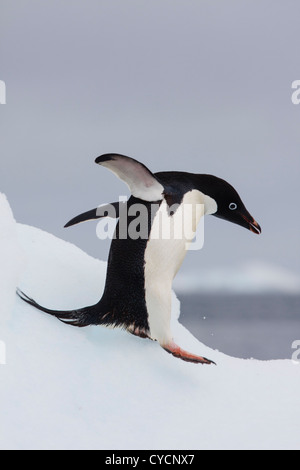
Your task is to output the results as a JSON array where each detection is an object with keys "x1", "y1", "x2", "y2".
[
  {"x1": 0, "y1": 195, "x2": 300, "y2": 450},
  {"x1": 0, "y1": 193, "x2": 24, "y2": 325}
]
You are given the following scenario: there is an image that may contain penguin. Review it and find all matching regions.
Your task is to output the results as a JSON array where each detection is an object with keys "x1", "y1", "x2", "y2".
[{"x1": 17, "y1": 153, "x2": 261, "y2": 365}]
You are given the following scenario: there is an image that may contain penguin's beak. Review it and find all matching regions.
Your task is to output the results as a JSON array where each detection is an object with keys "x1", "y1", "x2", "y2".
[
  {"x1": 241, "y1": 214, "x2": 262, "y2": 235},
  {"x1": 213, "y1": 206, "x2": 262, "y2": 235}
]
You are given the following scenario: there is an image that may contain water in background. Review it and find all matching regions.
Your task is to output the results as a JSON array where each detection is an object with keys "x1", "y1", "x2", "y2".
[{"x1": 178, "y1": 294, "x2": 300, "y2": 360}]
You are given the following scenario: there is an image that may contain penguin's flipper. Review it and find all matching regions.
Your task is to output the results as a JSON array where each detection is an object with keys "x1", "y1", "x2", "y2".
[
  {"x1": 163, "y1": 342, "x2": 216, "y2": 365},
  {"x1": 64, "y1": 201, "x2": 123, "y2": 228},
  {"x1": 64, "y1": 208, "x2": 100, "y2": 228},
  {"x1": 95, "y1": 153, "x2": 164, "y2": 202}
]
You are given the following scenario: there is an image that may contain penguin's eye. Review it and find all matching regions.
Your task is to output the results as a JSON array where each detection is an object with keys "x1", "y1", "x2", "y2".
[{"x1": 229, "y1": 203, "x2": 238, "y2": 210}]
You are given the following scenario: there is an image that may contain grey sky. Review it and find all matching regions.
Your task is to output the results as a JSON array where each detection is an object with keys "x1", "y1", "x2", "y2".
[{"x1": 1, "y1": 1, "x2": 299, "y2": 279}]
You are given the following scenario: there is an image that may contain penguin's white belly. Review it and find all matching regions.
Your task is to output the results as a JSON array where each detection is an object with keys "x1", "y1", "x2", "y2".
[{"x1": 144, "y1": 190, "x2": 206, "y2": 345}]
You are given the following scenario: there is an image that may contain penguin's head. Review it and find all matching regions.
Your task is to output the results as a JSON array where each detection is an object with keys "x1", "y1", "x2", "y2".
[{"x1": 202, "y1": 175, "x2": 261, "y2": 235}]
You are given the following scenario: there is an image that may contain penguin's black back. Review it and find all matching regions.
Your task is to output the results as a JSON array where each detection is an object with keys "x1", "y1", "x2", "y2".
[{"x1": 99, "y1": 196, "x2": 161, "y2": 332}]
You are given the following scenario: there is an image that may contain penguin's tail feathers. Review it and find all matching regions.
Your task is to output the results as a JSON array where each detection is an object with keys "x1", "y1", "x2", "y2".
[{"x1": 16, "y1": 289, "x2": 98, "y2": 327}]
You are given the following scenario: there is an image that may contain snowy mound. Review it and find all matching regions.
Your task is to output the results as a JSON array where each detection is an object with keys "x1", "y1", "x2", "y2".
[
  {"x1": 0, "y1": 193, "x2": 24, "y2": 325},
  {"x1": 0, "y1": 194, "x2": 300, "y2": 450}
]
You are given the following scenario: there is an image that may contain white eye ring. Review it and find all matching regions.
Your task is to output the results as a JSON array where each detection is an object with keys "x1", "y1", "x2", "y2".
[{"x1": 229, "y1": 203, "x2": 237, "y2": 210}]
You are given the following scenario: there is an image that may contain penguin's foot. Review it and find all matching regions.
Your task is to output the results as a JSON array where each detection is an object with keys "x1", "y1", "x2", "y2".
[{"x1": 163, "y1": 342, "x2": 216, "y2": 365}]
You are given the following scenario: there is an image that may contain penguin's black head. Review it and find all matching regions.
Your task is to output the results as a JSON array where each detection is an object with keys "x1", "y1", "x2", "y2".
[
  {"x1": 199, "y1": 175, "x2": 262, "y2": 235},
  {"x1": 155, "y1": 172, "x2": 262, "y2": 235}
]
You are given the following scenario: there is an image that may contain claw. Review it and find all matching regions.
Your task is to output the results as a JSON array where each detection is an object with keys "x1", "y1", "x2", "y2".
[{"x1": 163, "y1": 342, "x2": 216, "y2": 365}]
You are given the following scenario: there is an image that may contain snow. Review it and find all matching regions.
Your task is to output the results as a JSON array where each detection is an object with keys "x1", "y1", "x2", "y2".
[
  {"x1": 0, "y1": 193, "x2": 24, "y2": 326},
  {"x1": 0, "y1": 194, "x2": 300, "y2": 450}
]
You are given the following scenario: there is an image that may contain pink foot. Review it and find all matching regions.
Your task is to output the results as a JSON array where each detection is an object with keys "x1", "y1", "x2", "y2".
[{"x1": 163, "y1": 342, "x2": 216, "y2": 365}]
